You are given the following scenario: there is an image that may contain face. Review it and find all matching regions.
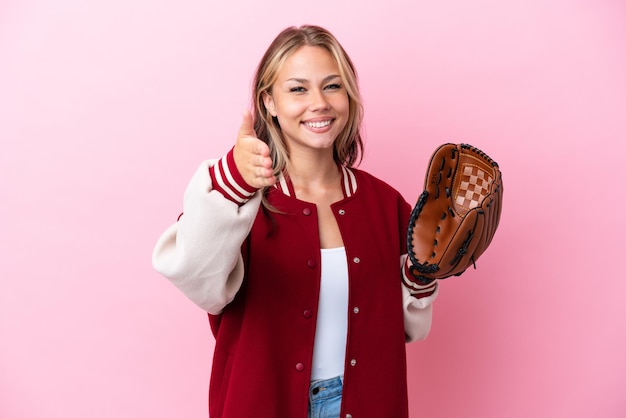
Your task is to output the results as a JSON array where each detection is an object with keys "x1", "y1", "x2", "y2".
[{"x1": 263, "y1": 45, "x2": 350, "y2": 157}]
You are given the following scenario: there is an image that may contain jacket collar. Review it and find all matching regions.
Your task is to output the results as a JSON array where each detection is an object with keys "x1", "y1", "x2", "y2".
[{"x1": 274, "y1": 166, "x2": 358, "y2": 199}]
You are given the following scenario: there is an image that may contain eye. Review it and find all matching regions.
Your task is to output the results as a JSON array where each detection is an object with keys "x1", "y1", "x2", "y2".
[
  {"x1": 289, "y1": 86, "x2": 306, "y2": 93},
  {"x1": 324, "y1": 83, "x2": 342, "y2": 90}
]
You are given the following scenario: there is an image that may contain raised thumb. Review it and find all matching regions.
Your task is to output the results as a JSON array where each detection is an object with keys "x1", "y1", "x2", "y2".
[{"x1": 238, "y1": 110, "x2": 257, "y2": 138}]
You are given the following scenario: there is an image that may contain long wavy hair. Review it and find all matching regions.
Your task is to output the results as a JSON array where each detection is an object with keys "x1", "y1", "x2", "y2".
[{"x1": 251, "y1": 25, "x2": 364, "y2": 208}]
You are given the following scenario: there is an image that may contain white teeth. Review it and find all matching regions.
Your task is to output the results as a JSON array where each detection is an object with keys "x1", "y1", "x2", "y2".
[{"x1": 305, "y1": 120, "x2": 331, "y2": 128}]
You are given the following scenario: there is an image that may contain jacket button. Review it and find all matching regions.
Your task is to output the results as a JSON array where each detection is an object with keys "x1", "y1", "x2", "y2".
[
  {"x1": 338, "y1": 209, "x2": 346, "y2": 215},
  {"x1": 353, "y1": 307, "x2": 360, "y2": 314},
  {"x1": 295, "y1": 363, "x2": 304, "y2": 372},
  {"x1": 350, "y1": 359, "x2": 357, "y2": 366},
  {"x1": 303, "y1": 309, "x2": 312, "y2": 318},
  {"x1": 352, "y1": 257, "x2": 360, "y2": 264},
  {"x1": 303, "y1": 207, "x2": 312, "y2": 216},
  {"x1": 307, "y1": 259, "x2": 316, "y2": 268}
]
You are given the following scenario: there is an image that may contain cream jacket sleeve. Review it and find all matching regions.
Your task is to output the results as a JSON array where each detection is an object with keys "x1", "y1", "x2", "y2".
[
  {"x1": 401, "y1": 253, "x2": 439, "y2": 342},
  {"x1": 152, "y1": 160, "x2": 261, "y2": 315}
]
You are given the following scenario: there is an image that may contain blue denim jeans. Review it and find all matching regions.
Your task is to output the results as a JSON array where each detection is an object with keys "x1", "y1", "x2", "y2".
[{"x1": 307, "y1": 375, "x2": 343, "y2": 418}]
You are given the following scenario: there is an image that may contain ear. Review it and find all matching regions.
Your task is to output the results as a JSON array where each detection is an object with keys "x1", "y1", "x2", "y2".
[{"x1": 262, "y1": 91, "x2": 277, "y2": 117}]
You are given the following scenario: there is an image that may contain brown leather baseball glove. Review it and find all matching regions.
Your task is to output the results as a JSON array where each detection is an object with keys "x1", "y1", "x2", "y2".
[{"x1": 405, "y1": 143, "x2": 503, "y2": 285}]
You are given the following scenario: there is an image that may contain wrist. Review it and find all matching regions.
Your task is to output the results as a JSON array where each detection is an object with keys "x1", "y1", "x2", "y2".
[{"x1": 209, "y1": 147, "x2": 258, "y2": 205}]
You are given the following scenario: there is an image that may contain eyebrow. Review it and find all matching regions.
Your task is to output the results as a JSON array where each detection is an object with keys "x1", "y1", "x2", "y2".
[{"x1": 285, "y1": 74, "x2": 341, "y2": 84}]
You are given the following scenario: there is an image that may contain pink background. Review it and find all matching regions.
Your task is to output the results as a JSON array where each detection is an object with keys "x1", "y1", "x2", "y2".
[{"x1": 1, "y1": 0, "x2": 625, "y2": 417}]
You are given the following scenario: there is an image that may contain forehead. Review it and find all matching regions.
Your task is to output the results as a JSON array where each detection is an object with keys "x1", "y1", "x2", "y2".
[{"x1": 276, "y1": 45, "x2": 340, "y2": 80}]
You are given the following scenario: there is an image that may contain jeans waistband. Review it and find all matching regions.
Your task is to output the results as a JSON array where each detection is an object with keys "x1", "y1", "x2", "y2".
[{"x1": 309, "y1": 375, "x2": 343, "y2": 401}]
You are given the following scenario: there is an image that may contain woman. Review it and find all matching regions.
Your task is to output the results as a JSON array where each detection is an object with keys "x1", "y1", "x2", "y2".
[{"x1": 152, "y1": 25, "x2": 438, "y2": 418}]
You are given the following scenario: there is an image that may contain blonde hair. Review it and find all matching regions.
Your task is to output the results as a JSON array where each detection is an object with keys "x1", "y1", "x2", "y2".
[{"x1": 252, "y1": 25, "x2": 364, "y2": 202}]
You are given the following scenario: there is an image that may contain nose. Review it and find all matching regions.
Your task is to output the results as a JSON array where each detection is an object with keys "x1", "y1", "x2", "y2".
[{"x1": 309, "y1": 88, "x2": 330, "y2": 111}]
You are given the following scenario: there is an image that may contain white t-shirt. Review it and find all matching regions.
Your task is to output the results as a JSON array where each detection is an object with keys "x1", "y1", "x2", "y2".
[{"x1": 310, "y1": 247, "x2": 349, "y2": 381}]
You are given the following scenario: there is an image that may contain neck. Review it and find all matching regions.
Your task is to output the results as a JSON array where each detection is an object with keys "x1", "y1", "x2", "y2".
[{"x1": 287, "y1": 149, "x2": 341, "y2": 190}]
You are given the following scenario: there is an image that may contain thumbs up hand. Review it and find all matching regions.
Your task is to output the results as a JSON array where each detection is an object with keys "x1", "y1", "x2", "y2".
[{"x1": 233, "y1": 110, "x2": 276, "y2": 188}]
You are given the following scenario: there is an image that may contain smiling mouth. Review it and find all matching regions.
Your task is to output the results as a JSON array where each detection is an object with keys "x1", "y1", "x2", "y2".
[{"x1": 303, "y1": 120, "x2": 332, "y2": 129}]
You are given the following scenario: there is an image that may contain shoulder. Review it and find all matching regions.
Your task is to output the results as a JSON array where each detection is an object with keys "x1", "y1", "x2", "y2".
[
  {"x1": 351, "y1": 167, "x2": 406, "y2": 200},
  {"x1": 349, "y1": 167, "x2": 411, "y2": 217}
]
